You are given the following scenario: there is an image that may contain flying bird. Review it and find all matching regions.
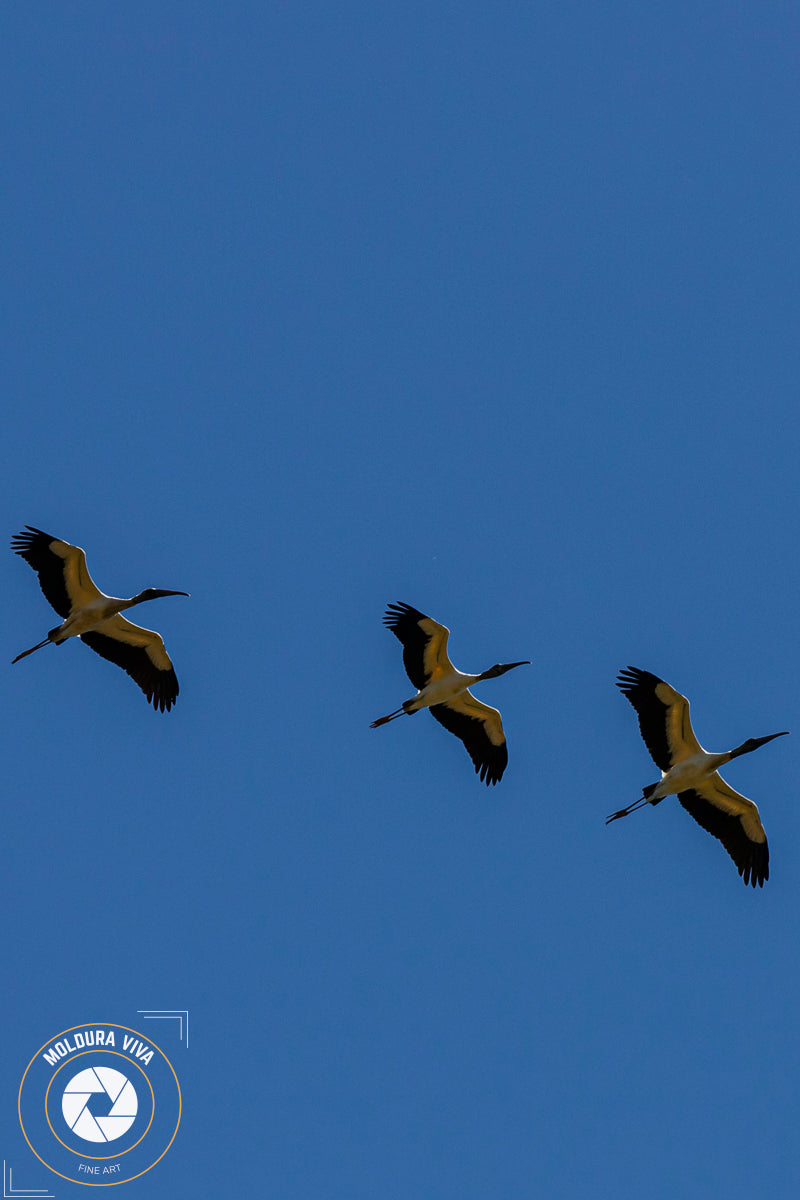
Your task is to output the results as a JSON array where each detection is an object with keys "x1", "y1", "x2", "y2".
[
  {"x1": 609, "y1": 666, "x2": 788, "y2": 886},
  {"x1": 12, "y1": 525, "x2": 189, "y2": 712},
  {"x1": 371, "y1": 602, "x2": 529, "y2": 785}
]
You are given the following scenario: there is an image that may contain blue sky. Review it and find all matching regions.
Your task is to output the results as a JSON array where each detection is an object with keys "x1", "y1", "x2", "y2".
[{"x1": 2, "y1": 2, "x2": 800, "y2": 1196}]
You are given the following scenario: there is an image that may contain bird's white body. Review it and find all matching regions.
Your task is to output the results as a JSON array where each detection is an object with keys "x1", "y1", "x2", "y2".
[
  {"x1": 403, "y1": 669, "x2": 482, "y2": 712},
  {"x1": 53, "y1": 594, "x2": 132, "y2": 639},
  {"x1": 650, "y1": 751, "x2": 733, "y2": 801}
]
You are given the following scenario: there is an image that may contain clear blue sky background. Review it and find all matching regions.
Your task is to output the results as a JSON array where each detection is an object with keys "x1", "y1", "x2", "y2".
[{"x1": 2, "y1": 3, "x2": 799, "y2": 1197}]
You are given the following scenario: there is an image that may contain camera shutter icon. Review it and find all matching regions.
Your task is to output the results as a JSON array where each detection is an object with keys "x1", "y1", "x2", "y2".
[{"x1": 62, "y1": 1066, "x2": 138, "y2": 1142}]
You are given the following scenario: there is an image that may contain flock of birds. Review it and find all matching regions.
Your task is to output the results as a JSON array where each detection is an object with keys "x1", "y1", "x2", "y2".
[{"x1": 12, "y1": 525, "x2": 788, "y2": 889}]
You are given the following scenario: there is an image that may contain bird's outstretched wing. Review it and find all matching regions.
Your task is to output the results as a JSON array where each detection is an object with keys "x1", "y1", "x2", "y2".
[
  {"x1": 81, "y1": 616, "x2": 179, "y2": 712},
  {"x1": 430, "y1": 692, "x2": 508, "y2": 785},
  {"x1": 383, "y1": 602, "x2": 453, "y2": 689},
  {"x1": 678, "y1": 777, "x2": 768, "y2": 887},
  {"x1": 617, "y1": 666, "x2": 702, "y2": 771},
  {"x1": 12, "y1": 526, "x2": 102, "y2": 617}
]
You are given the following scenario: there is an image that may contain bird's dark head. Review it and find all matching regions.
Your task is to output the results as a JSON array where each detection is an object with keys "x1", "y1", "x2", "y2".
[
  {"x1": 729, "y1": 731, "x2": 789, "y2": 759},
  {"x1": 478, "y1": 661, "x2": 531, "y2": 681},
  {"x1": 136, "y1": 588, "x2": 190, "y2": 602}
]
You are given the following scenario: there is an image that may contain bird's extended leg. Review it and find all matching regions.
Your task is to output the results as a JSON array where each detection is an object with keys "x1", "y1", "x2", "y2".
[
  {"x1": 12, "y1": 637, "x2": 53, "y2": 664},
  {"x1": 606, "y1": 781, "x2": 661, "y2": 824},
  {"x1": 370, "y1": 707, "x2": 407, "y2": 728},
  {"x1": 606, "y1": 796, "x2": 652, "y2": 824}
]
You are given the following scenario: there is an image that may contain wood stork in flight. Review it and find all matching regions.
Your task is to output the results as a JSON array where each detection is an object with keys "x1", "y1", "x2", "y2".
[
  {"x1": 609, "y1": 666, "x2": 788, "y2": 886},
  {"x1": 12, "y1": 526, "x2": 189, "y2": 712},
  {"x1": 371, "y1": 602, "x2": 529, "y2": 785}
]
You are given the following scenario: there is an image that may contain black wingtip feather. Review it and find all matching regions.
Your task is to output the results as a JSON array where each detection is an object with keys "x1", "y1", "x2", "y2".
[
  {"x1": 11, "y1": 526, "x2": 56, "y2": 556},
  {"x1": 383, "y1": 602, "x2": 427, "y2": 629},
  {"x1": 616, "y1": 666, "x2": 662, "y2": 695}
]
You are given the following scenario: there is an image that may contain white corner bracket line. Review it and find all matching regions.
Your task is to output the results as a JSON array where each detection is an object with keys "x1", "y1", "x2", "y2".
[
  {"x1": 136, "y1": 1010, "x2": 189, "y2": 1047},
  {"x1": 3, "y1": 1160, "x2": 54, "y2": 1198}
]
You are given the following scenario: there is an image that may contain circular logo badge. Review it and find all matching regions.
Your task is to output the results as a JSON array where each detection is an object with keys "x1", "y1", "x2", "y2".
[{"x1": 19, "y1": 1024, "x2": 181, "y2": 1186}]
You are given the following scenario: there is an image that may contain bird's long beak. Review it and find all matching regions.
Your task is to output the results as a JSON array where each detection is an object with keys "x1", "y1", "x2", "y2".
[
  {"x1": 476, "y1": 661, "x2": 531, "y2": 681},
  {"x1": 730, "y1": 730, "x2": 790, "y2": 758},
  {"x1": 152, "y1": 590, "x2": 190, "y2": 598},
  {"x1": 752, "y1": 731, "x2": 790, "y2": 748}
]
